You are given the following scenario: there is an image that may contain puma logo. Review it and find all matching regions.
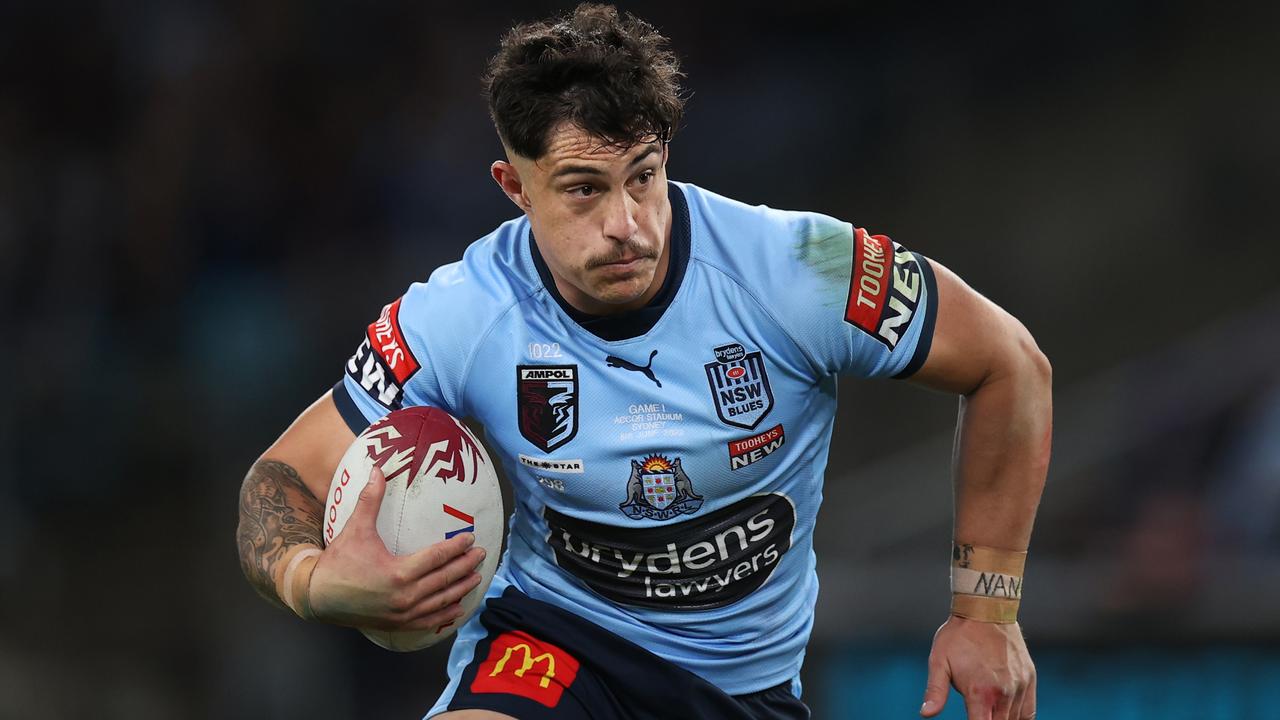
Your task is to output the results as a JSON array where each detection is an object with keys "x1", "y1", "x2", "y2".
[{"x1": 605, "y1": 349, "x2": 661, "y2": 388}]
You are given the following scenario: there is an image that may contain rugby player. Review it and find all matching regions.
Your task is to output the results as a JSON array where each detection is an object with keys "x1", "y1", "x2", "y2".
[{"x1": 237, "y1": 5, "x2": 1051, "y2": 719}]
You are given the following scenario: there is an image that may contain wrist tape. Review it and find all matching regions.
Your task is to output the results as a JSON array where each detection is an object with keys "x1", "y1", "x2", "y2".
[
  {"x1": 275, "y1": 544, "x2": 322, "y2": 621},
  {"x1": 950, "y1": 543, "x2": 1026, "y2": 624}
]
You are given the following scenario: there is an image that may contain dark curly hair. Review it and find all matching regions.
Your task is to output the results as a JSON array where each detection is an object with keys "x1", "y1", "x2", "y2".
[{"x1": 483, "y1": 4, "x2": 685, "y2": 159}]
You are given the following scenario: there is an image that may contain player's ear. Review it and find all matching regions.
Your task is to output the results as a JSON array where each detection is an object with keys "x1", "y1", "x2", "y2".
[{"x1": 491, "y1": 160, "x2": 532, "y2": 213}]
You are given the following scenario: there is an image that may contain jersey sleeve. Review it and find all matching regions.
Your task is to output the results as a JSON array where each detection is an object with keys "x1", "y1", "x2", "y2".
[
  {"x1": 332, "y1": 278, "x2": 470, "y2": 434},
  {"x1": 781, "y1": 213, "x2": 938, "y2": 379}
]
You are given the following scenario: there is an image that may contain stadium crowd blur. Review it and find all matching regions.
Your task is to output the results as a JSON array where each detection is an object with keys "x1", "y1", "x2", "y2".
[{"x1": 2, "y1": 1, "x2": 1277, "y2": 718}]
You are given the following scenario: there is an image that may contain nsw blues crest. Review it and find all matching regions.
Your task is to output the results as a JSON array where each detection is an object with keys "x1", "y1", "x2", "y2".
[
  {"x1": 517, "y1": 365, "x2": 579, "y2": 452},
  {"x1": 619, "y1": 455, "x2": 704, "y2": 521},
  {"x1": 704, "y1": 343, "x2": 774, "y2": 430}
]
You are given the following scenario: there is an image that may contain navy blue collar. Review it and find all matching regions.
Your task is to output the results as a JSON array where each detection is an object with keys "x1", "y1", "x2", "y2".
[{"x1": 529, "y1": 182, "x2": 691, "y2": 341}]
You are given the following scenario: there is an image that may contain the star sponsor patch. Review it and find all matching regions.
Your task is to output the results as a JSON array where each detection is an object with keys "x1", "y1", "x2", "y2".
[
  {"x1": 844, "y1": 228, "x2": 925, "y2": 350},
  {"x1": 704, "y1": 342, "x2": 774, "y2": 430},
  {"x1": 517, "y1": 454, "x2": 584, "y2": 474},
  {"x1": 516, "y1": 365, "x2": 579, "y2": 453}
]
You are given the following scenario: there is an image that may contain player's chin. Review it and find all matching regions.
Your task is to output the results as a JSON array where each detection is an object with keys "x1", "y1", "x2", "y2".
[
  {"x1": 593, "y1": 285, "x2": 648, "y2": 308},
  {"x1": 590, "y1": 270, "x2": 655, "y2": 304}
]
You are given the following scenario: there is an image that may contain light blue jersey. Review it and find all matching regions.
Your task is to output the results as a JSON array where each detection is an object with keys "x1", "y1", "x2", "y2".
[{"x1": 335, "y1": 182, "x2": 936, "y2": 697}]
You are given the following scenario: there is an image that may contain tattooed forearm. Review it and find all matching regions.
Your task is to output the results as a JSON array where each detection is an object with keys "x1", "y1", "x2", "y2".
[{"x1": 237, "y1": 459, "x2": 324, "y2": 608}]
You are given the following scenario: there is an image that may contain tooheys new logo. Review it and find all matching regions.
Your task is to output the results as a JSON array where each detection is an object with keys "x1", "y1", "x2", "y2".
[
  {"x1": 347, "y1": 297, "x2": 421, "y2": 408},
  {"x1": 545, "y1": 493, "x2": 796, "y2": 610},
  {"x1": 844, "y1": 229, "x2": 924, "y2": 350}
]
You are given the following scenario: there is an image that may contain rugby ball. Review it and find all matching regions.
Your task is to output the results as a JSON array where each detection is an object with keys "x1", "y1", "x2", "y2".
[{"x1": 324, "y1": 406, "x2": 503, "y2": 651}]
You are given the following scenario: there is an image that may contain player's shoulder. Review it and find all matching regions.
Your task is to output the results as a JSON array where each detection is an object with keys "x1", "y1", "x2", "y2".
[
  {"x1": 677, "y1": 181, "x2": 854, "y2": 294},
  {"x1": 399, "y1": 215, "x2": 538, "y2": 334},
  {"x1": 346, "y1": 217, "x2": 538, "y2": 416}
]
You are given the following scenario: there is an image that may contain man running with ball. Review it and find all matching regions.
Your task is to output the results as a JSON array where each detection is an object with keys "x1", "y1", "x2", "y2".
[{"x1": 238, "y1": 5, "x2": 1050, "y2": 719}]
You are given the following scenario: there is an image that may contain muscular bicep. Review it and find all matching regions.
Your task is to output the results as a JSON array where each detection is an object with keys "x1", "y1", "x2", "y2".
[
  {"x1": 260, "y1": 390, "x2": 358, "y2": 501},
  {"x1": 907, "y1": 258, "x2": 1033, "y2": 395}
]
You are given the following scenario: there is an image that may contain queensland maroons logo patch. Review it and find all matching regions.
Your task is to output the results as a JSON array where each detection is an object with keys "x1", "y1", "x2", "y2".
[
  {"x1": 704, "y1": 342, "x2": 774, "y2": 430},
  {"x1": 517, "y1": 365, "x2": 579, "y2": 453},
  {"x1": 619, "y1": 455, "x2": 703, "y2": 521}
]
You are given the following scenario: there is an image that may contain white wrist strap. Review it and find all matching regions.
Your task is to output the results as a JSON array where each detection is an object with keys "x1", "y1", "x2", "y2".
[
  {"x1": 281, "y1": 548, "x2": 322, "y2": 616},
  {"x1": 951, "y1": 566, "x2": 1023, "y2": 599}
]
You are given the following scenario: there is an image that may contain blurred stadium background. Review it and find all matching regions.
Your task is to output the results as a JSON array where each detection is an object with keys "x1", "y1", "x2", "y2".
[{"x1": 2, "y1": 1, "x2": 1278, "y2": 718}]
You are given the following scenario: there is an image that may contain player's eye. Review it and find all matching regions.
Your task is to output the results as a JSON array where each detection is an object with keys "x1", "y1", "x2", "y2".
[
  {"x1": 636, "y1": 170, "x2": 654, "y2": 185},
  {"x1": 569, "y1": 185, "x2": 596, "y2": 198}
]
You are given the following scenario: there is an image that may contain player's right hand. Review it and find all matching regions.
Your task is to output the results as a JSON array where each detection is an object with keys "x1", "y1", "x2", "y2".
[{"x1": 306, "y1": 466, "x2": 486, "y2": 631}]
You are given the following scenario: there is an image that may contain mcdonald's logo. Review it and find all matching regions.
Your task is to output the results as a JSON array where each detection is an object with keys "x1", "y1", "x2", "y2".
[
  {"x1": 470, "y1": 631, "x2": 580, "y2": 707},
  {"x1": 492, "y1": 643, "x2": 556, "y2": 687}
]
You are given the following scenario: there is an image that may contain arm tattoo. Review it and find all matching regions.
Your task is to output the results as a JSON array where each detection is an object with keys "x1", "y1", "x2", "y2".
[{"x1": 237, "y1": 460, "x2": 324, "y2": 607}]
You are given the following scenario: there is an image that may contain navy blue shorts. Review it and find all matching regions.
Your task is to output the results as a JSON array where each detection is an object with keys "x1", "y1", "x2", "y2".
[{"x1": 437, "y1": 587, "x2": 810, "y2": 719}]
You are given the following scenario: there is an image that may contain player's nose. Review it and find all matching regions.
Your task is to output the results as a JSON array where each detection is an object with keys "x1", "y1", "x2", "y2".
[{"x1": 602, "y1": 189, "x2": 639, "y2": 243}]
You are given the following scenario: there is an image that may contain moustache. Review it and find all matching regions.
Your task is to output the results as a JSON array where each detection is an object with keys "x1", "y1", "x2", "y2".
[{"x1": 586, "y1": 241, "x2": 658, "y2": 269}]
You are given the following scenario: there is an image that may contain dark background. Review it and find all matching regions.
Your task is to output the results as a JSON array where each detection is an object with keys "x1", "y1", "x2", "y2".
[{"x1": 2, "y1": 1, "x2": 1278, "y2": 718}]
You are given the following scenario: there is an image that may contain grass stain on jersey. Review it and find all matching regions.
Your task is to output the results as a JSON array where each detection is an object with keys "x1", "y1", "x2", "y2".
[{"x1": 793, "y1": 216, "x2": 854, "y2": 307}]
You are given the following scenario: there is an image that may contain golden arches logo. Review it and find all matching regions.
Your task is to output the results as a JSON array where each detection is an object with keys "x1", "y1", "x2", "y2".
[{"x1": 490, "y1": 643, "x2": 556, "y2": 689}]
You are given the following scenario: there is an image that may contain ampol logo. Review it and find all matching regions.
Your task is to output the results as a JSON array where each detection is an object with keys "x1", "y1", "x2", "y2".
[{"x1": 517, "y1": 365, "x2": 579, "y2": 452}]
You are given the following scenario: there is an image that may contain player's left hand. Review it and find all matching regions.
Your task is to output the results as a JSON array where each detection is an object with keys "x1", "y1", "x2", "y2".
[{"x1": 920, "y1": 616, "x2": 1036, "y2": 720}]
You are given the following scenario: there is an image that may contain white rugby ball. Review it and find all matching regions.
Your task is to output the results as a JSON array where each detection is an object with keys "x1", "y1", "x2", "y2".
[{"x1": 324, "y1": 406, "x2": 503, "y2": 651}]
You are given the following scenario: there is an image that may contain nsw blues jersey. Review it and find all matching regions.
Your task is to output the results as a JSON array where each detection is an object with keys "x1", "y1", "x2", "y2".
[{"x1": 335, "y1": 182, "x2": 937, "y2": 695}]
